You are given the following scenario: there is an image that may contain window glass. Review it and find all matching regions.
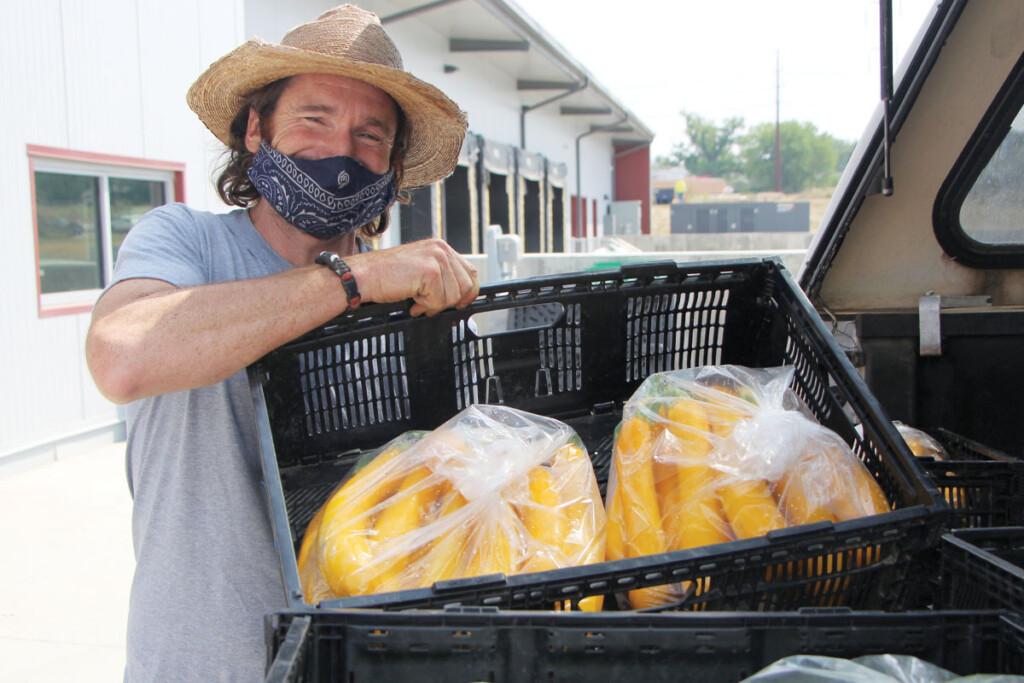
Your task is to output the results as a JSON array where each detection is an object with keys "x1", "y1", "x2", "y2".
[
  {"x1": 35, "y1": 171, "x2": 102, "y2": 294},
  {"x1": 110, "y1": 177, "x2": 166, "y2": 263},
  {"x1": 31, "y1": 152, "x2": 178, "y2": 311},
  {"x1": 959, "y1": 108, "x2": 1024, "y2": 246}
]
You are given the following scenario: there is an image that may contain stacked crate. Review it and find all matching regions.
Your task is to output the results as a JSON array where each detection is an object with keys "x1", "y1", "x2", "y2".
[{"x1": 246, "y1": 260, "x2": 1022, "y2": 679}]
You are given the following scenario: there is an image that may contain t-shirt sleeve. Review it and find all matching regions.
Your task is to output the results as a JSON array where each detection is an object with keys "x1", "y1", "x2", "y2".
[{"x1": 109, "y1": 203, "x2": 210, "y2": 290}]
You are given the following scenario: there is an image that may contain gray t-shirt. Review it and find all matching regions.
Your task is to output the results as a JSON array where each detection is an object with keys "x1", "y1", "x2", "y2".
[{"x1": 110, "y1": 203, "x2": 292, "y2": 682}]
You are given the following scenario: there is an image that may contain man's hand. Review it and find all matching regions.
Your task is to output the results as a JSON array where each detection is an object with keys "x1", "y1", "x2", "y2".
[{"x1": 349, "y1": 238, "x2": 480, "y2": 316}]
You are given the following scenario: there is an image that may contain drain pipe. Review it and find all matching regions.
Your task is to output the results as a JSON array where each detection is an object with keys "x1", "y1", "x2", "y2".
[
  {"x1": 575, "y1": 115, "x2": 627, "y2": 240},
  {"x1": 520, "y1": 78, "x2": 587, "y2": 150}
]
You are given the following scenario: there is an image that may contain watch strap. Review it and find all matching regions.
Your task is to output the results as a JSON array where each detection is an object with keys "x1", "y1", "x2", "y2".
[{"x1": 314, "y1": 250, "x2": 361, "y2": 309}]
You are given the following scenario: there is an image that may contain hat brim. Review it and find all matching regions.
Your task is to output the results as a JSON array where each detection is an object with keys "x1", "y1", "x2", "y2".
[{"x1": 187, "y1": 39, "x2": 468, "y2": 190}]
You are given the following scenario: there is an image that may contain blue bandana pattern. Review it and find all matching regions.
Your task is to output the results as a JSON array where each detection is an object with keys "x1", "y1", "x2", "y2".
[{"x1": 247, "y1": 141, "x2": 397, "y2": 239}]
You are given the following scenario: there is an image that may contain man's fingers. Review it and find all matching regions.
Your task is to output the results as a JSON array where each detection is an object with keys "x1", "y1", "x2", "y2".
[
  {"x1": 445, "y1": 250, "x2": 479, "y2": 309},
  {"x1": 349, "y1": 239, "x2": 480, "y2": 315},
  {"x1": 412, "y1": 246, "x2": 479, "y2": 316},
  {"x1": 455, "y1": 263, "x2": 479, "y2": 309}
]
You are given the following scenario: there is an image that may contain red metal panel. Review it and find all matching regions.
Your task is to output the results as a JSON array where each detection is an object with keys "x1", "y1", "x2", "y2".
[
  {"x1": 570, "y1": 194, "x2": 589, "y2": 238},
  {"x1": 570, "y1": 194, "x2": 578, "y2": 237},
  {"x1": 614, "y1": 144, "x2": 651, "y2": 234}
]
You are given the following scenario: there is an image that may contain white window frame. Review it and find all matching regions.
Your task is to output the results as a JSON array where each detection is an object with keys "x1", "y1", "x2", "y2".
[{"x1": 29, "y1": 146, "x2": 184, "y2": 317}]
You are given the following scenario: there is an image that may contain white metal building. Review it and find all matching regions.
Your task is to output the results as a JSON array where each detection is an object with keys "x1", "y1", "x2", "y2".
[{"x1": 1, "y1": 0, "x2": 653, "y2": 471}]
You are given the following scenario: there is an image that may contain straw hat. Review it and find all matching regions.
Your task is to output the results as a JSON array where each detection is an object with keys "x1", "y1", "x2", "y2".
[{"x1": 186, "y1": 4, "x2": 467, "y2": 189}]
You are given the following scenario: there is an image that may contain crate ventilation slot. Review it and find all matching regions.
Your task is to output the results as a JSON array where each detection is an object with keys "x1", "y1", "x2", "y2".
[
  {"x1": 453, "y1": 303, "x2": 583, "y2": 410},
  {"x1": 782, "y1": 315, "x2": 833, "y2": 425},
  {"x1": 299, "y1": 332, "x2": 411, "y2": 435},
  {"x1": 626, "y1": 289, "x2": 729, "y2": 381}
]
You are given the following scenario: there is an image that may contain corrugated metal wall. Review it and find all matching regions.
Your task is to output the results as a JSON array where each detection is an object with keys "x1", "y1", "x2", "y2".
[{"x1": 1, "y1": 0, "x2": 244, "y2": 470}]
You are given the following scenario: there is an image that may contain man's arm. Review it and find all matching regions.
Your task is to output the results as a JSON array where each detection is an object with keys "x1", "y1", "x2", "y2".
[{"x1": 86, "y1": 239, "x2": 478, "y2": 404}]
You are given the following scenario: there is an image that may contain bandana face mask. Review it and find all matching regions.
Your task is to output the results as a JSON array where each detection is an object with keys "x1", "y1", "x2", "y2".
[{"x1": 247, "y1": 141, "x2": 397, "y2": 239}]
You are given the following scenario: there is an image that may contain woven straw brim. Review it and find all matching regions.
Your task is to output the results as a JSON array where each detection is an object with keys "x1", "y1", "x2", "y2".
[{"x1": 187, "y1": 39, "x2": 468, "y2": 190}]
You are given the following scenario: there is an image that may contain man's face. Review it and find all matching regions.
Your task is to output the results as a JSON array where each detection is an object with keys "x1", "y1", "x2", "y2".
[{"x1": 245, "y1": 73, "x2": 399, "y2": 175}]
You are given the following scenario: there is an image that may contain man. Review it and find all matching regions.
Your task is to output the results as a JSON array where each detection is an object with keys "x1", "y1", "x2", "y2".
[
  {"x1": 85, "y1": 5, "x2": 478, "y2": 680},
  {"x1": 673, "y1": 177, "x2": 687, "y2": 203}
]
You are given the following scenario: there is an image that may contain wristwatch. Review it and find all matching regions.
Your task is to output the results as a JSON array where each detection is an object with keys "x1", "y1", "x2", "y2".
[{"x1": 314, "y1": 251, "x2": 361, "y2": 309}]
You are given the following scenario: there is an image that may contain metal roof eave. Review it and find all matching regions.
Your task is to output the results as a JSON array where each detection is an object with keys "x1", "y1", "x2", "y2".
[
  {"x1": 384, "y1": 0, "x2": 654, "y2": 145},
  {"x1": 480, "y1": 0, "x2": 654, "y2": 143}
]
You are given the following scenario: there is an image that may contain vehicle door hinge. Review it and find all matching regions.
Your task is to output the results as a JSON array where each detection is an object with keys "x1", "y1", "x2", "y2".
[{"x1": 918, "y1": 292, "x2": 992, "y2": 356}]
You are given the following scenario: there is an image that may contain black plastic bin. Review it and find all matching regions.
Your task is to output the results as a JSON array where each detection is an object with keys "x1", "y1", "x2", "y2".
[
  {"x1": 941, "y1": 527, "x2": 1024, "y2": 614},
  {"x1": 919, "y1": 429, "x2": 1024, "y2": 528},
  {"x1": 856, "y1": 309, "x2": 1024, "y2": 459},
  {"x1": 248, "y1": 258, "x2": 946, "y2": 611},
  {"x1": 264, "y1": 607, "x2": 1024, "y2": 682}
]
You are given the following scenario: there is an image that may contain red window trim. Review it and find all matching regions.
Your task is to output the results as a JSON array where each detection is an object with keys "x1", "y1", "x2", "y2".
[{"x1": 29, "y1": 145, "x2": 186, "y2": 318}]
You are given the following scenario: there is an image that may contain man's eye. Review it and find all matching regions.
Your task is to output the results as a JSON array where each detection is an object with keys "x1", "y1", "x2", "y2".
[
  {"x1": 305, "y1": 116, "x2": 324, "y2": 124},
  {"x1": 359, "y1": 132, "x2": 384, "y2": 143}
]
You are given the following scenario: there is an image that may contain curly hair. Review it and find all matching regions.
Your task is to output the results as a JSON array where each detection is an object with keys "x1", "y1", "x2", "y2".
[{"x1": 215, "y1": 77, "x2": 409, "y2": 238}]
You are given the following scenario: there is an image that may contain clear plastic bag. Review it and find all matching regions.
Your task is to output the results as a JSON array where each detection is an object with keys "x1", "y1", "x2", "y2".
[
  {"x1": 605, "y1": 365, "x2": 891, "y2": 609},
  {"x1": 297, "y1": 404, "x2": 606, "y2": 608},
  {"x1": 740, "y1": 653, "x2": 1024, "y2": 682},
  {"x1": 894, "y1": 421, "x2": 949, "y2": 460}
]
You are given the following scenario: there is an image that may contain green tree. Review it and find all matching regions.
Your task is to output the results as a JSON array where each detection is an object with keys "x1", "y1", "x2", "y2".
[
  {"x1": 739, "y1": 121, "x2": 839, "y2": 193},
  {"x1": 831, "y1": 136, "x2": 856, "y2": 176},
  {"x1": 659, "y1": 112, "x2": 744, "y2": 176}
]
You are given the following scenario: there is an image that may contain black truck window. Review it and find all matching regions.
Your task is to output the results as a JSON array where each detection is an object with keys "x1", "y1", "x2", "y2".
[{"x1": 935, "y1": 50, "x2": 1024, "y2": 268}]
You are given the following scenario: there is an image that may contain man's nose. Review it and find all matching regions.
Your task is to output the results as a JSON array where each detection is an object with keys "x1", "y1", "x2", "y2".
[{"x1": 314, "y1": 126, "x2": 354, "y2": 160}]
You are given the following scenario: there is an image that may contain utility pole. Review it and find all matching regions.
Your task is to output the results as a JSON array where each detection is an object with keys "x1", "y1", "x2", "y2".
[{"x1": 774, "y1": 50, "x2": 782, "y2": 193}]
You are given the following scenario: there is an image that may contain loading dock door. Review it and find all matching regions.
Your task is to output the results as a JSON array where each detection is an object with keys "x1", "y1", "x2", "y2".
[
  {"x1": 481, "y1": 139, "x2": 514, "y2": 236},
  {"x1": 442, "y1": 134, "x2": 479, "y2": 253},
  {"x1": 399, "y1": 186, "x2": 434, "y2": 243},
  {"x1": 488, "y1": 174, "x2": 510, "y2": 233},
  {"x1": 547, "y1": 160, "x2": 568, "y2": 252},
  {"x1": 551, "y1": 187, "x2": 564, "y2": 251},
  {"x1": 523, "y1": 181, "x2": 540, "y2": 251},
  {"x1": 444, "y1": 166, "x2": 472, "y2": 253},
  {"x1": 517, "y1": 149, "x2": 545, "y2": 253}
]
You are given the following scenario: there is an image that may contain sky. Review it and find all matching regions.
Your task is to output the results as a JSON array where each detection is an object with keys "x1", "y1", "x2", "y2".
[{"x1": 510, "y1": 0, "x2": 937, "y2": 159}]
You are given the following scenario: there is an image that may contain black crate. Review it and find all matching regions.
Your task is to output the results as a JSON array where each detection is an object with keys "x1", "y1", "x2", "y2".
[
  {"x1": 941, "y1": 527, "x2": 1024, "y2": 614},
  {"x1": 857, "y1": 309, "x2": 1024, "y2": 459},
  {"x1": 264, "y1": 608, "x2": 1024, "y2": 682},
  {"x1": 919, "y1": 429, "x2": 1024, "y2": 528},
  {"x1": 249, "y1": 258, "x2": 946, "y2": 611}
]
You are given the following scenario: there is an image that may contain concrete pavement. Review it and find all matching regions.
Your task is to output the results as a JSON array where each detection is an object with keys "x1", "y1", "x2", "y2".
[{"x1": 0, "y1": 441, "x2": 133, "y2": 682}]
